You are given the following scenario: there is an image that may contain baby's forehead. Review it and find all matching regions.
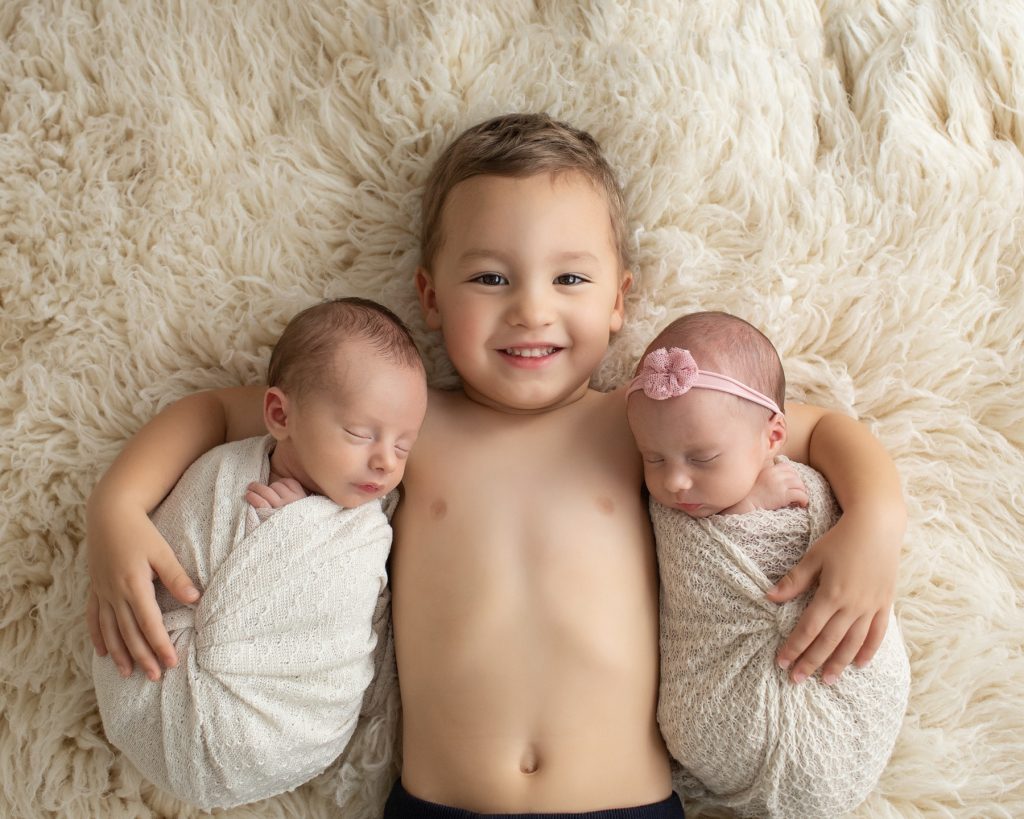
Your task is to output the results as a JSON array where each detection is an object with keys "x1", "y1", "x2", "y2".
[{"x1": 629, "y1": 391, "x2": 757, "y2": 440}]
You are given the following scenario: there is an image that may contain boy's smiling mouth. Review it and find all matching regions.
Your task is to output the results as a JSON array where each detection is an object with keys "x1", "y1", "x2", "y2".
[
  {"x1": 498, "y1": 345, "x2": 563, "y2": 367},
  {"x1": 501, "y1": 346, "x2": 560, "y2": 358}
]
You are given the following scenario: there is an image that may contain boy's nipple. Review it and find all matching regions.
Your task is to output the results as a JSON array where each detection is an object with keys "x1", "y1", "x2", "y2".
[{"x1": 429, "y1": 498, "x2": 447, "y2": 520}]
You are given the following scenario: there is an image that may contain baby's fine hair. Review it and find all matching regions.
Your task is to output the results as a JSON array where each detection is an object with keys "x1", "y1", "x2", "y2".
[
  {"x1": 268, "y1": 297, "x2": 423, "y2": 396},
  {"x1": 644, "y1": 311, "x2": 786, "y2": 412},
  {"x1": 420, "y1": 112, "x2": 629, "y2": 271}
]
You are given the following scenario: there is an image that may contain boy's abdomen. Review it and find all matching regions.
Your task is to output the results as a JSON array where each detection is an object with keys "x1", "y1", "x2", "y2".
[{"x1": 391, "y1": 490, "x2": 671, "y2": 812}]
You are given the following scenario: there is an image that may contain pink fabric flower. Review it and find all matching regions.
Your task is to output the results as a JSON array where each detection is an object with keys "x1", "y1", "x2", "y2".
[{"x1": 638, "y1": 348, "x2": 699, "y2": 400}]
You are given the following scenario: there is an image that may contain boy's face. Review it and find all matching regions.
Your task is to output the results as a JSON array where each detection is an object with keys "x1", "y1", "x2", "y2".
[
  {"x1": 627, "y1": 389, "x2": 784, "y2": 517},
  {"x1": 268, "y1": 346, "x2": 428, "y2": 508},
  {"x1": 416, "y1": 171, "x2": 630, "y2": 414}
]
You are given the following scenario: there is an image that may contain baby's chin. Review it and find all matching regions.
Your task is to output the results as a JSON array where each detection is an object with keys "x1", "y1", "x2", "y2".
[{"x1": 652, "y1": 496, "x2": 722, "y2": 518}]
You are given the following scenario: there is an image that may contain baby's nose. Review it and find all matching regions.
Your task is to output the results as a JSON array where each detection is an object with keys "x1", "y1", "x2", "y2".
[
  {"x1": 664, "y1": 470, "x2": 692, "y2": 493},
  {"x1": 370, "y1": 447, "x2": 397, "y2": 473}
]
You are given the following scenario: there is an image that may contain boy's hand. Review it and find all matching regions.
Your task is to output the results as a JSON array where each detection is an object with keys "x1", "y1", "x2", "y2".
[
  {"x1": 245, "y1": 478, "x2": 307, "y2": 509},
  {"x1": 86, "y1": 503, "x2": 199, "y2": 681},
  {"x1": 766, "y1": 507, "x2": 902, "y2": 685},
  {"x1": 724, "y1": 460, "x2": 808, "y2": 515}
]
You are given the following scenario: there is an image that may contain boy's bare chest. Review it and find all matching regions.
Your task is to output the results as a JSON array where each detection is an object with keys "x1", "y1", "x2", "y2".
[{"x1": 399, "y1": 392, "x2": 642, "y2": 535}]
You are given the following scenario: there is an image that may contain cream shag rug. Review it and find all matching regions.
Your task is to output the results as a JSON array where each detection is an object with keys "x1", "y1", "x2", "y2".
[{"x1": 2, "y1": 1, "x2": 1022, "y2": 817}]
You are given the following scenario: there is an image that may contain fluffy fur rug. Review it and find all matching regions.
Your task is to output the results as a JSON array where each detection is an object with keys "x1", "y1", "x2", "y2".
[{"x1": 2, "y1": 1, "x2": 1022, "y2": 816}]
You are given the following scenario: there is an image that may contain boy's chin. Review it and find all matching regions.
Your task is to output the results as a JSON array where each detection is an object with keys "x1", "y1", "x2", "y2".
[{"x1": 463, "y1": 381, "x2": 590, "y2": 414}]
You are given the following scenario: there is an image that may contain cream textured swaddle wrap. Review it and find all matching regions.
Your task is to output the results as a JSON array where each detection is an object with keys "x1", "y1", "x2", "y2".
[
  {"x1": 656, "y1": 461, "x2": 910, "y2": 819},
  {"x1": 92, "y1": 435, "x2": 391, "y2": 810}
]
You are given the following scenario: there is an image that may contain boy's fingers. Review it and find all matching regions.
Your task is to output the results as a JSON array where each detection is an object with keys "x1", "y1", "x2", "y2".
[
  {"x1": 113, "y1": 601, "x2": 162, "y2": 681},
  {"x1": 854, "y1": 609, "x2": 890, "y2": 667},
  {"x1": 786, "y1": 611, "x2": 852, "y2": 683},
  {"x1": 765, "y1": 551, "x2": 820, "y2": 603},
  {"x1": 820, "y1": 615, "x2": 872, "y2": 684},
  {"x1": 98, "y1": 601, "x2": 131, "y2": 676},
  {"x1": 128, "y1": 582, "x2": 179, "y2": 670},
  {"x1": 86, "y1": 590, "x2": 107, "y2": 655},
  {"x1": 152, "y1": 550, "x2": 199, "y2": 606}
]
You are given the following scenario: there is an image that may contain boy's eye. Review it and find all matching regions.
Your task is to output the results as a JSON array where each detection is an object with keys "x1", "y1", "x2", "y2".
[
  {"x1": 344, "y1": 428, "x2": 372, "y2": 441},
  {"x1": 555, "y1": 273, "x2": 587, "y2": 286},
  {"x1": 472, "y1": 272, "x2": 508, "y2": 286},
  {"x1": 643, "y1": 455, "x2": 664, "y2": 465},
  {"x1": 689, "y1": 455, "x2": 719, "y2": 465}
]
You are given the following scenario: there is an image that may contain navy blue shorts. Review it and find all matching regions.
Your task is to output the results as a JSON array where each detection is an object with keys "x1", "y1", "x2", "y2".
[{"x1": 382, "y1": 780, "x2": 685, "y2": 819}]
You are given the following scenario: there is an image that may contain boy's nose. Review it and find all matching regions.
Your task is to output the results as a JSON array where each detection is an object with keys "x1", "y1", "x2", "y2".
[{"x1": 508, "y1": 286, "x2": 555, "y2": 328}]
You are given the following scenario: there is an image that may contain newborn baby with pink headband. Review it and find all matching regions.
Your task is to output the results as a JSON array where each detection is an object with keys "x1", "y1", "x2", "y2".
[{"x1": 627, "y1": 311, "x2": 910, "y2": 819}]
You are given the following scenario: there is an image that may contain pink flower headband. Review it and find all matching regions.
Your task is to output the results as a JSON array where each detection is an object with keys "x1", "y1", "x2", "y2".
[{"x1": 626, "y1": 347, "x2": 781, "y2": 415}]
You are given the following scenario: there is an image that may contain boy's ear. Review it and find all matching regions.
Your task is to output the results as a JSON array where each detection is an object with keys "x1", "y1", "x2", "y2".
[
  {"x1": 609, "y1": 269, "x2": 633, "y2": 333},
  {"x1": 263, "y1": 388, "x2": 291, "y2": 441},
  {"x1": 766, "y1": 412, "x2": 787, "y2": 455},
  {"x1": 415, "y1": 267, "x2": 442, "y2": 330}
]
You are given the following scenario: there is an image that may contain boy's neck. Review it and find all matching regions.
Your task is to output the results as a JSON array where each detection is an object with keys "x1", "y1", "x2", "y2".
[{"x1": 459, "y1": 381, "x2": 595, "y2": 416}]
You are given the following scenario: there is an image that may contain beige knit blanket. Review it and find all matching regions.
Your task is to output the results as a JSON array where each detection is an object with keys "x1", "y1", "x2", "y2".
[
  {"x1": 92, "y1": 435, "x2": 392, "y2": 810},
  {"x1": 655, "y1": 461, "x2": 910, "y2": 819}
]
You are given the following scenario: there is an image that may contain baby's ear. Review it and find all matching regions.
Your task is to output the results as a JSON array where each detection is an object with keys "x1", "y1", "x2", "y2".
[
  {"x1": 767, "y1": 412, "x2": 787, "y2": 454},
  {"x1": 263, "y1": 388, "x2": 291, "y2": 441},
  {"x1": 415, "y1": 267, "x2": 442, "y2": 330}
]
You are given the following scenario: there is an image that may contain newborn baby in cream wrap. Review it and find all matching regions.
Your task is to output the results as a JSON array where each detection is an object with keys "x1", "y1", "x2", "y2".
[
  {"x1": 627, "y1": 312, "x2": 910, "y2": 819},
  {"x1": 92, "y1": 298, "x2": 428, "y2": 810}
]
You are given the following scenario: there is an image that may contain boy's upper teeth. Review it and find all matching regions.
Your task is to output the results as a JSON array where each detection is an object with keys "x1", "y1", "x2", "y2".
[{"x1": 505, "y1": 347, "x2": 556, "y2": 357}]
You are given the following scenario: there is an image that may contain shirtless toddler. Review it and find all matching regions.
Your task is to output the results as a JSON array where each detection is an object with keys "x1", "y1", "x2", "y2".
[{"x1": 86, "y1": 114, "x2": 906, "y2": 817}]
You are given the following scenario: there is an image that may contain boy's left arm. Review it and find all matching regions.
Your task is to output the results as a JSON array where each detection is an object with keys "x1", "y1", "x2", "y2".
[{"x1": 774, "y1": 403, "x2": 906, "y2": 685}]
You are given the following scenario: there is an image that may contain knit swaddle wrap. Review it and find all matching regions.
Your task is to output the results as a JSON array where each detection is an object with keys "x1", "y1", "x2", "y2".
[
  {"x1": 93, "y1": 435, "x2": 391, "y2": 810},
  {"x1": 656, "y1": 461, "x2": 910, "y2": 819}
]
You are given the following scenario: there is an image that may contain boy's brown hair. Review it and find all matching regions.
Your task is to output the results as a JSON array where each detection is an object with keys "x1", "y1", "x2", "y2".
[
  {"x1": 641, "y1": 311, "x2": 786, "y2": 412},
  {"x1": 268, "y1": 297, "x2": 423, "y2": 397},
  {"x1": 420, "y1": 113, "x2": 629, "y2": 272}
]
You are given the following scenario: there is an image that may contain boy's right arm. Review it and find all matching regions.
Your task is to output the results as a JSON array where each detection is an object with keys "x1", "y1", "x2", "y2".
[{"x1": 86, "y1": 386, "x2": 266, "y2": 680}]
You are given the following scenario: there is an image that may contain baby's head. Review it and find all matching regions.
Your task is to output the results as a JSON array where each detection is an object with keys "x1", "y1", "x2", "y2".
[
  {"x1": 263, "y1": 297, "x2": 428, "y2": 508},
  {"x1": 416, "y1": 113, "x2": 633, "y2": 413},
  {"x1": 626, "y1": 311, "x2": 787, "y2": 517}
]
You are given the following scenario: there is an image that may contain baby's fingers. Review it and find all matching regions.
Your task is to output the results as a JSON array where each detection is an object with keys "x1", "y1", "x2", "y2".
[{"x1": 246, "y1": 482, "x2": 279, "y2": 509}]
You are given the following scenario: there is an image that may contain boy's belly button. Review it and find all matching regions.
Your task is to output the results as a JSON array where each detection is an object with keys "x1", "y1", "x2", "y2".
[{"x1": 519, "y1": 745, "x2": 539, "y2": 775}]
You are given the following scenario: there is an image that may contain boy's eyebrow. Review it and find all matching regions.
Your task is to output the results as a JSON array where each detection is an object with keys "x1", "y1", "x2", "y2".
[
  {"x1": 457, "y1": 249, "x2": 600, "y2": 265},
  {"x1": 551, "y1": 250, "x2": 600, "y2": 265}
]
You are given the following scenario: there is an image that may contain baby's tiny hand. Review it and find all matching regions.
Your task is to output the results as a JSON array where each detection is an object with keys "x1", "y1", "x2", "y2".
[
  {"x1": 727, "y1": 460, "x2": 809, "y2": 514},
  {"x1": 246, "y1": 478, "x2": 307, "y2": 510}
]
